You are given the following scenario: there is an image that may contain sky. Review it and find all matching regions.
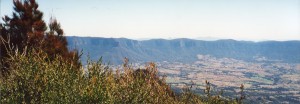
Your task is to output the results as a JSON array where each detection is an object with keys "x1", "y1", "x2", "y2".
[{"x1": 1, "y1": 0, "x2": 300, "y2": 41}]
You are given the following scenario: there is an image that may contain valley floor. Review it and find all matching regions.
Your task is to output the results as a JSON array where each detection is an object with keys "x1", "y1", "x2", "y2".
[{"x1": 114, "y1": 55, "x2": 300, "y2": 104}]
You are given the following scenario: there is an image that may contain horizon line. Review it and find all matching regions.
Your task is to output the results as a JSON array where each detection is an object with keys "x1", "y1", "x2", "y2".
[{"x1": 66, "y1": 35, "x2": 300, "y2": 42}]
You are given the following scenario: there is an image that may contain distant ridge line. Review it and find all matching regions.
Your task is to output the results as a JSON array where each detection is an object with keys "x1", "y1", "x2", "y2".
[{"x1": 66, "y1": 36, "x2": 300, "y2": 42}]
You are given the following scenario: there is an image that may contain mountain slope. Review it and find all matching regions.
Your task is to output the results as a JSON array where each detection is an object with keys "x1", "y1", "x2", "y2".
[{"x1": 67, "y1": 36, "x2": 300, "y2": 64}]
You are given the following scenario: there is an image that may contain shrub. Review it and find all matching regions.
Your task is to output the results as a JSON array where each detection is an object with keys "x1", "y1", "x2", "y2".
[
  {"x1": 0, "y1": 49, "x2": 82, "y2": 103},
  {"x1": 0, "y1": 49, "x2": 193, "y2": 103},
  {"x1": 0, "y1": 49, "x2": 242, "y2": 103}
]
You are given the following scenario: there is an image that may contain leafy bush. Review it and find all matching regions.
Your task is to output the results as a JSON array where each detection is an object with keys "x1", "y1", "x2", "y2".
[
  {"x1": 0, "y1": 49, "x2": 177, "y2": 103},
  {"x1": 0, "y1": 49, "x2": 242, "y2": 103},
  {"x1": 0, "y1": 49, "x2": 82, "y2": 103}
]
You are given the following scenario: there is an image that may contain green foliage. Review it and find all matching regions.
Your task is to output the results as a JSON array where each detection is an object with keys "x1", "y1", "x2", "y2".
[
  {"x1": 0, "y1": 49, "x2": 81, "y2": 103},
  {"x1": 0, "y1": 49, "x2": 242, "y2": 103}
]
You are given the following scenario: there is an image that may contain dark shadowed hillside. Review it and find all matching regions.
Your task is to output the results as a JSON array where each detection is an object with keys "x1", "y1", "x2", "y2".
[{"x1": 67, "y1": 36, "x2": 300, "y2": 64}]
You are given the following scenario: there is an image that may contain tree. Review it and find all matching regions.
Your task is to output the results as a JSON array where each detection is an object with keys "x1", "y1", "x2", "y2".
[
  {"x1": 42, "y1": 18, "x2": 81, "y2": 68},
  {"x1": 0, "y1": 0, "x2": 80, "y2": 75}
]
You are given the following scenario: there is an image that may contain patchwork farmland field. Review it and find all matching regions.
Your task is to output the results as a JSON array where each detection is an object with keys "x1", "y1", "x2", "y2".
[{"x1": 153, "y1": 55, "x2": 300, "y2": 103}]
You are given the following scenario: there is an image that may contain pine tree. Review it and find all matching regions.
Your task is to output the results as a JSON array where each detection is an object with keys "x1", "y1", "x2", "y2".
[{"x1": 0, "y1": 0, "x2": 80, "y2": 75}]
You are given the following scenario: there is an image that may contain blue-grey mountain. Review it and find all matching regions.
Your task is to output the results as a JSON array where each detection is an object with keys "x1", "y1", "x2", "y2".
[{"x1": 67, "y1": 36, "x2": 300, "y2": 64}]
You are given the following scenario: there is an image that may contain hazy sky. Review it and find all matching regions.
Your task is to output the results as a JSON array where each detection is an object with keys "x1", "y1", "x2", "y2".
[{"x1": 1, "y1": 0, "x2": 300, "y2": 41}]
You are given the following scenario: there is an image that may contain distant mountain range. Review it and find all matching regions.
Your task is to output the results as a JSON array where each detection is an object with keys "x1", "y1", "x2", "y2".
[{"x1": 66, "y1": 36, "x2": 300, "y2": 65}]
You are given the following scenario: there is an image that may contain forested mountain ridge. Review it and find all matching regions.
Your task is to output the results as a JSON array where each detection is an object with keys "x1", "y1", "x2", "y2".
[{"x1": 67, "y1": 36, "x2": 300, "y2": 64}]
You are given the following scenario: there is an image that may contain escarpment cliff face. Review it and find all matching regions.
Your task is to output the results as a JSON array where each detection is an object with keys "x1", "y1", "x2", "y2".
[{"x1": 67, "y1": 36, "x2": 300, "y2": 65}]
